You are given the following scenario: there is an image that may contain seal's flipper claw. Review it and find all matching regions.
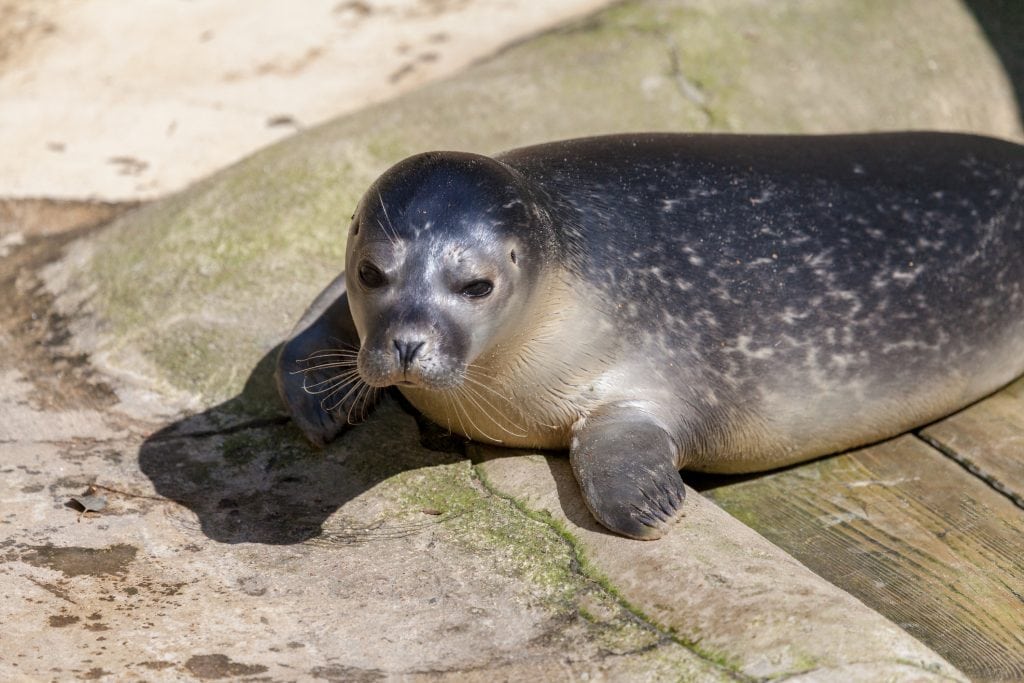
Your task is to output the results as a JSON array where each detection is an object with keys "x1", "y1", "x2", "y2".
[
  {"x1": 570, "y1": 409, "x2": 685, "y2": 540},
  {"x1": 276, "y1": 272, "x2": 375, "y2": 446}
]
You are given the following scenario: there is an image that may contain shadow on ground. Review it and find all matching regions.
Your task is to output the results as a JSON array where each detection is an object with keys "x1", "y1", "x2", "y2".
[
  {"x1": 964, "y1": 0, "x2": 1024, "y2": 126},
  {"x1": 137, "y1": 347, "x2": 468, "y2": 545}
]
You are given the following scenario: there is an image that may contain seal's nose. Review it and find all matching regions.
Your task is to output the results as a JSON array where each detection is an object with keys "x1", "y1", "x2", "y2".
[{"x1": 393, "y1": 338, "x2": 426, "y2": 372}]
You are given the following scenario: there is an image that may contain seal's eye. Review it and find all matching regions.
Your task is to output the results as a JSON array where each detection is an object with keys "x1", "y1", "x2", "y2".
[
  {"x1": 358, "y1": 262, "x2": 386, "y2": 289},
  {"x1": 460, "y1": 279, "x2": 493, "y2": 299}
]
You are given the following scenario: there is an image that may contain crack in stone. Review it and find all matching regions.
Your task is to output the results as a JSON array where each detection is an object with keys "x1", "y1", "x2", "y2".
[
  {"x1": 769, "y1": 658, "x2": 963, "y2": 683},
  {"x1": 26, "y1": 577, "x2": 78, "y2": 605},
  {"x1": 666, "y1": 43, "x2": 707, "y2": 106},
  {"x1": 664, "y1": 37, "x2": 715, "y2": 126}
]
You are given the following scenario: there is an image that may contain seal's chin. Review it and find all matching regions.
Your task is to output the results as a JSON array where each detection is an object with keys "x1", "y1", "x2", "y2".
[
  {"x1": 360, "y1": 366, "x2": 467, "y2": 392},
  {"x1": 393, "y1": 372, "x2": 465, "y2": 391}
]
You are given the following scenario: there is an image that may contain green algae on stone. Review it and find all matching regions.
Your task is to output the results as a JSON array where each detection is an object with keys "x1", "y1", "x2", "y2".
[
  {"x1": 470, "y1": 455, "x2": 743, "y2": 673},
  {"x1": 374, "y1": 455, "x2": 715, "y2": 664},
  {"x1": 392, "y1": 459, "x2": 580, "y2": 601}
]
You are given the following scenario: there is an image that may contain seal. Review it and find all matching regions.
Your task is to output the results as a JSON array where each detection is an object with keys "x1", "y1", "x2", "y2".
[{"x1": 277, "y1": 132, "x2": 1024, "y2": 540}]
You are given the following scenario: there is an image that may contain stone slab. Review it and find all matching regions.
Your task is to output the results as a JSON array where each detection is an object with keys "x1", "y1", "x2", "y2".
[{"x1": 475, "y1": 449, "x2": 965, "y2": 681}]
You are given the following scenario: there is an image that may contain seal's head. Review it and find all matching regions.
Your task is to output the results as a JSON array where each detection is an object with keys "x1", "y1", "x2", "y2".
[{"x1": 345, "y1": 151, "x2": 555, "y2": 391}]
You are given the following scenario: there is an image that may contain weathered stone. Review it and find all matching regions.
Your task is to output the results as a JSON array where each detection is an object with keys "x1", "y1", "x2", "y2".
[
  {"x1": 0, "y1": 400, "x2": 732, "y2": 680},
  {"x1": 475, "y1": 450, "x2": 965, "y2": 681}
]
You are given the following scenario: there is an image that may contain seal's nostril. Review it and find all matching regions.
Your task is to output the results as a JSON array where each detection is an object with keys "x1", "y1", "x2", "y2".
[{"x1": 394, "y1": 339, "x2": 425, "y2": 371}]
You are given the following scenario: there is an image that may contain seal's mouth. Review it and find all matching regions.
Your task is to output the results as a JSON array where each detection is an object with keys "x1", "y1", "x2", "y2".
[{"x1": 358, "y1": 348, "x2": 466, "y2": 391}]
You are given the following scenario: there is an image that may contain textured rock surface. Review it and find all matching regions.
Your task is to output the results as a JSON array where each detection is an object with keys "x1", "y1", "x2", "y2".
[
  {"x1": 2, "y1": 396, "x2": 732, "y2": 680},
  {"x1": 4, "y1": 0, "x2": 1019, "y2": 678},
  {"x1": 475, "y1": 451, "x2": 963, "y2": 680}
]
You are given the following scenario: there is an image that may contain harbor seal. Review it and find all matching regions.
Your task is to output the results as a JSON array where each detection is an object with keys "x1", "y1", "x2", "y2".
[{"x1": 277, "y1": 132, "x2": 1024, "y2": 540}]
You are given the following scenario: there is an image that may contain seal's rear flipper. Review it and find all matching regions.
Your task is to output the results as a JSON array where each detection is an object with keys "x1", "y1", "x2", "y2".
[{"x1": 276, "y1": 272, "x2": 377, "y2": 446}]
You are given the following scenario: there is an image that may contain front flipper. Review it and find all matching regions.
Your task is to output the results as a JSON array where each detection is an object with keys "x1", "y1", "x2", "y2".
[
  {"x1": 276, "y1": 272, "x2": 378, "y2": 447},
  {"x1": 571, "y1": 405, "x2": 685, "y2": 540}
]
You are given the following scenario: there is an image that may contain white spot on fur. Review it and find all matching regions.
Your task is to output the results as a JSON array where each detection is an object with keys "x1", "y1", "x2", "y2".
[
  {"x1": 730, "y1": 334, "x2": 775, "y2": 360},
  {"x1": 891, "y1": 264, "x2": 924, "y2": 282},
  {"x1": 783, "y1": 308, "x2": 813, "y2": 326}
]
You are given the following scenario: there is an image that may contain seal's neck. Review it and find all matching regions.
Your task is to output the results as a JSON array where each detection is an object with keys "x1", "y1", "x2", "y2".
[{"x1": 400, "y1": 269, "x2": 619, "y2": 449}]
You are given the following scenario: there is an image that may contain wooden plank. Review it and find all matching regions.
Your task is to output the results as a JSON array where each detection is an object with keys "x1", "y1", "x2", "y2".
[
  {"x1": 921, "y1": 376, "x2": 1024, "y2": 506},
  {"x1": 702, "y1": 435, "x2": 1024, "y2": 682}
]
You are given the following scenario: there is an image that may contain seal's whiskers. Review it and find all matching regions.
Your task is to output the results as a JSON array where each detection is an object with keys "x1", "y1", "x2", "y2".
[
  {"x1": 439, "y1": 390, "x2": 455, "y2": 435},
  {"x1": 457, "y1": 382, "x2": 529, "y2": 438},
  {"x1": 298, "y1": 353, "x2": 359, "y2": 365},
  {"x1": 321, "y1": 376, "x2": 369, "y2": 412},
  {"x1": 377, "y1": 191, "x2": 399, "y2": 245},
  {"x1": 443, "y1": 389, "x2": 473, "y2": 442},
  {"x1": 302, "y1": 368, "x2": 360, "y2": 393},
  {"x1": 447, "y1": 387, "x2": 506, "y2": 444},
  {"x1": 295, "y1": 361, "x2": 357, "y2": 375},
  {"x1": 461, "y1": 371, "x2": 514, "y2": 402},
  {"x1": 465, "y1": 365, "x2": 561, "y2": 431},
  {"x1": 346, "y1": 384, "x2": 378, "y2": 424},
  {"x1": 303, "y1": 347, "x2": 359, "y2": 359}
]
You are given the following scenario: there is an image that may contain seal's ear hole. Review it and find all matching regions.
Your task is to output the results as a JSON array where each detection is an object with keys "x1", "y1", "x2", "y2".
[{"x1": 510, "y1": 249, "x2": 517, "y2": 264}]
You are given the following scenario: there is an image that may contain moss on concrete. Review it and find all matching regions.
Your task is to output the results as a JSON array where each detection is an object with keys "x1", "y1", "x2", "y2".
[
  {"x1": 374, "y1": 455, "x2": 734, "y2": 669},
  {"x1": 468, "y1": 456, "x2": 745, "y2": 674},
  {"x1": 394, "y1": 459, "x2": 584, "y2": 601}
]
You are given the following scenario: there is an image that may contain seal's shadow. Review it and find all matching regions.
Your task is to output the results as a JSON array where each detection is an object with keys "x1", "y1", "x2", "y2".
[
  {"x1": 135, "y1": 348, "x2": 788, "y2": 545},
  {"x1": 137, "y1": 346, "x2": 467, "y2": 545}
]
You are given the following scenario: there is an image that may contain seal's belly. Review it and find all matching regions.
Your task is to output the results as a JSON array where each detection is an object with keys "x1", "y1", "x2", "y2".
[{"x1": 689, "y1": 325, "x2": 1024, "y2": 474}]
